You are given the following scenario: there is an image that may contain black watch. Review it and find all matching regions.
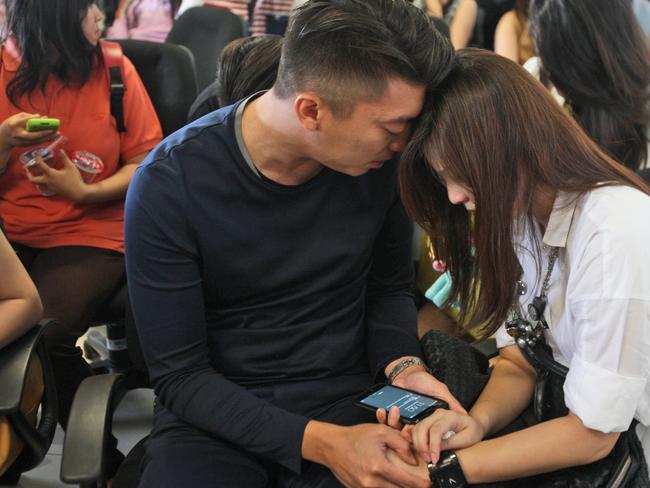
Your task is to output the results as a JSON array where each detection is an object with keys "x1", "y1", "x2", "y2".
[{"x1": 428, "y1": 451, "x2": 468, "y2": 488}]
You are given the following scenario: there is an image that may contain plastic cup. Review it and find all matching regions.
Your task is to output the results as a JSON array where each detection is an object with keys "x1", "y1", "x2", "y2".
[
  {"x1": 71, "y1": 151, "x2": 104, "y2": 184},
  {"x1": 18, "y1": 135, "x2": 68, "y2": 197},
  {"x1": 19, "y1": 147, "x2": 56, "y2": 196}
]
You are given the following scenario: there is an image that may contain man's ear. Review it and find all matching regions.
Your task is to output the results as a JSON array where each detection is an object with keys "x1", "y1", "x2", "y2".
[{"x1": 294, "y1": 93, "x2": 327, "y2": 132}]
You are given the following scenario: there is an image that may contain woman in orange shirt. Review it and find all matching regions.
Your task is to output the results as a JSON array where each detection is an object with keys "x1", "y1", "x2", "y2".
[{"x1": 0, "y1": 0, "x2": 161, "y2": 476}]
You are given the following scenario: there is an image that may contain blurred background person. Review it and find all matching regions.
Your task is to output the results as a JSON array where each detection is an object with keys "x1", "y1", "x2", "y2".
[
  {"x1": 494, "y1": 0, "x2": 533, "y2": 64},
  {"x1": 188, "y1": 34, "x2": 282, "y2": 122},
  {"x1": 106, "y1": 0, "x2": 183, "y2": 42},
  {"x1": 0, "y1": 0, "x2": 162, "y2": 477},
  {"x1": 527, "y1": 0, "x2": 650, "y2": 170}
]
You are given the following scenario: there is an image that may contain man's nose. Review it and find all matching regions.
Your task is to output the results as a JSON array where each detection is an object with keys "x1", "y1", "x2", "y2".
[{"x1": 387, "y1": 126, "x2": 411, "y2": 153}]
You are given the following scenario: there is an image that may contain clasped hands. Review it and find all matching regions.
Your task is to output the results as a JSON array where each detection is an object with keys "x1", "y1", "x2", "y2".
[
  {"x1": 380, "y1": 367, "x2": 485, "y2": 465},
  {"x1": 325, "y1": 368, "x2": 485, "y2": 488}
]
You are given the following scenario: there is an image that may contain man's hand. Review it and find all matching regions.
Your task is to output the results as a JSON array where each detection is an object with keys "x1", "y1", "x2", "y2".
[
  {"x1": 27, "y1": 150, "x2": 90, "y2": 202},
  {"x1": 302, "y1": 420, "x2": 430, "y2": 488},
  {"x1": 391, "y1": 366, "x2": 466, "y2": 415}
]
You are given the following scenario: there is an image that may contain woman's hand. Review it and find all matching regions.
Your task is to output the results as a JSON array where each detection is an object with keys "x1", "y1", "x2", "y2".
[
  {"x1": 410, "y1": 408, "x2": 486, "y2": 463},
  {"x1": 0, "y1": 113, "x2": 58, "y2": 151},
  {"x1": 27, "y1": 150, "x2": 90, "y2": 202}
]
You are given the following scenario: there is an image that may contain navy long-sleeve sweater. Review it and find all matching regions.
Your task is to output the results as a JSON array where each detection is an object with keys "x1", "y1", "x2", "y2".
[{"x1": 124, "y1": 101, "x2": 421, "y2": 473}]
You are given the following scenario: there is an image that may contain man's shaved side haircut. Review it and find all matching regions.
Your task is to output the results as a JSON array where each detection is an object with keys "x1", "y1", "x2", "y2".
[{"x1": 274, "y1": 0, "x2": 454, "y2": 117}]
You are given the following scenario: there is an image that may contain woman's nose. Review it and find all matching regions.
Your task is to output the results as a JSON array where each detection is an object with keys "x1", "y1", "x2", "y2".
[{"x1": 447, "y1": 183, "x2": 469, "y2": 205}]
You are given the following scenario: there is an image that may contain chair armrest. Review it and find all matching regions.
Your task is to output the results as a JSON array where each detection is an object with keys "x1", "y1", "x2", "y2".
[
  {"x1": 60, "y1": 373, "x2": 126, "y2": 485},
  {"x1": 0, "y1": 319, "x2": 55, "y2": 414}
]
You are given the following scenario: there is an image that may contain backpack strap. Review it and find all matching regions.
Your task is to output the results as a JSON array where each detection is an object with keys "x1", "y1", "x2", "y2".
[{"x1": 99, "y1": 40, "x2": 127, "y2": 133}]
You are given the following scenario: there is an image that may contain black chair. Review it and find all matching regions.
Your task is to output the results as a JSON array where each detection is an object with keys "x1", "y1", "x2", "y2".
[
  {"x1": 166, "y1": 6, "x2": 246, "y2": 91},
  {"x1": 61, "y1": 308, "x2": 149, "y2": 488},
  {"x1": 60, "y1": 36, "x2": 228, "y2": 485},
  {"x1": 0, "y1": 320, "x2": 58, "y2": 486},
  {"x1": 113, "y1": 39, "x2": 199, "y2": 137},
  {"x1": 83, "y1": 39, "x2": 199, "y2": 374}
]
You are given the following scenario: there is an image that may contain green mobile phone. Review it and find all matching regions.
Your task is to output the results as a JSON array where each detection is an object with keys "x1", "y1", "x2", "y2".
[{"x1": 25, "y1": 118, "x2": 60, "y2": 132}]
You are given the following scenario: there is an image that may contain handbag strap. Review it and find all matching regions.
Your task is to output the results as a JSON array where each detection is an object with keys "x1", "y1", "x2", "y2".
[
  {"x1": 507, "y1": 246, "x2": 568, "y2": 376},
  {"x1": 522, "y1": 340, "x2": 569, "y2": 377}
]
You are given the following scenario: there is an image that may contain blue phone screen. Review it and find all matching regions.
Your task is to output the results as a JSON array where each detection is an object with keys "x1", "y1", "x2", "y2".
[{"x1": 360, "y1": 385, "x2": 439, "y2": 420}]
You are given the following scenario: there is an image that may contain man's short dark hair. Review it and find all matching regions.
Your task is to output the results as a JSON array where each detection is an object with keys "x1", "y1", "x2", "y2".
[{"x1": 274, "y1": 0, "x2": 454, "y2": 117}]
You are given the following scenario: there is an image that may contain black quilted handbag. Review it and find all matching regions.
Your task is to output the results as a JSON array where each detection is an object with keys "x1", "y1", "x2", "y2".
[{"x1": 420, "y1": 331, "x2": 650, "y2": 488}]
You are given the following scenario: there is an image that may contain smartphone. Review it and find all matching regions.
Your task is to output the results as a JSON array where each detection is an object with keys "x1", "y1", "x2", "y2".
[
  {"x1": 354, "y1": 383, "x2": 448, "y2": 424},
  {"x1": 25, "y1": 118, "x2": 60, "y2": 132}
]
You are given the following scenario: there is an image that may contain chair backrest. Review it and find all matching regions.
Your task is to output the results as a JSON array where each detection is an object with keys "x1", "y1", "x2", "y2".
[
  {"x1": 166, "y1": 6, "x2": 246, "y2": 91},
  {"x1": 0, "y1": 323, "x2": 57, "y2": 482},
  {"x1": 111, "y1": 39, "x2": 199, "y2": 137}
]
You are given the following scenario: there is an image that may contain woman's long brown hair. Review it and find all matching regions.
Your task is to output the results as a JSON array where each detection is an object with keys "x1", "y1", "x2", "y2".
[{"x1": 400, "y1": 49, "x2": 649, "y2": 338}]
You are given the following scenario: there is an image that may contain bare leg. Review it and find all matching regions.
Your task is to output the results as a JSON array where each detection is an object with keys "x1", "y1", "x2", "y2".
[{"x1": 418, "y1": 301, "x2": 472, "y2": 340}]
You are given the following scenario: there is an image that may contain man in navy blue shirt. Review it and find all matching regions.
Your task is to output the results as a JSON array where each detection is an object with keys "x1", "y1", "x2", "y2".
[{"x1": 125, "y1": 1, "x2": 458, "y2": 486}]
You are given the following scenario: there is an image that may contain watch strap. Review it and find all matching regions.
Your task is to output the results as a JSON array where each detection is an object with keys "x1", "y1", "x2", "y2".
[{"x1": 428, "y1": 451, "x2": 467, "y2": 488}]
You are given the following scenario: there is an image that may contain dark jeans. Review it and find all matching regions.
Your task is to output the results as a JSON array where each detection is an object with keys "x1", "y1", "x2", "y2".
[
  {"x1": 139, "y1": 386, "x2": 376, "y2": 488},
  {"x1": 13, "y1": 244, "x2": 126, "y2": 475}
]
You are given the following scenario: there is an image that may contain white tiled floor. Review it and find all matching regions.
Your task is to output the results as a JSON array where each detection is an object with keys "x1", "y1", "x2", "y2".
[{"x1": 13, "y1": 388, "x2": 154, "y2": 487}]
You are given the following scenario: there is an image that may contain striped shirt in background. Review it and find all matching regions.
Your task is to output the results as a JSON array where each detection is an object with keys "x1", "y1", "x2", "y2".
[{"x1": 198, "y1": 0, "x2": 297, "y2": 34}]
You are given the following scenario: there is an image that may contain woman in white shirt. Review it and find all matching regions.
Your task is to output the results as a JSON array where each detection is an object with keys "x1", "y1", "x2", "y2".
[{"x1": 392, "y1": 48, "x2": 650, "y2": 486}]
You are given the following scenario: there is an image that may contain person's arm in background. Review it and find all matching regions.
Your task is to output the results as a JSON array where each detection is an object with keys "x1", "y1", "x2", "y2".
[
  {"x1": 424, "y1": 0, "x2": 444, "y2": 18},
  {"x1": 0, "y1": 231, "x2": 42, "y2": 349},
  {"x1": 27, "y1": 56, "x2": 162, "y2": 203},
  {"x1": 494, "y1": 10, "x2": 521, "y2": 63},
  {"x1": 417, "y1": 301, "x2": 460, "y2": 338},
  {"x1": 450, "y1": 0, "x2": 477, "y2": 49}
]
